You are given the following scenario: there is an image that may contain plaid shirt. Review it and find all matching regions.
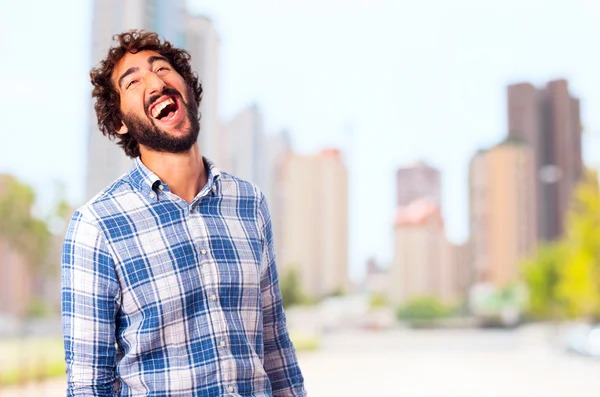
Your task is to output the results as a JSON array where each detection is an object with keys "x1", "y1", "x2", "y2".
[{"x1": 62, "y1": 157, "x2": 306, "y2": 397}]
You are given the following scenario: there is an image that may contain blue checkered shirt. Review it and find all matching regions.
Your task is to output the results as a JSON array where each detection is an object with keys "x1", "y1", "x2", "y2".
[{"x1": 62, "y1": 157, "x2": 306, "y2": 397}]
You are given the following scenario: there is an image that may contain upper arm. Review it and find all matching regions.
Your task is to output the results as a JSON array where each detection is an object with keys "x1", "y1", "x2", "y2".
[{"x1": 62, "y1": 211, "x2": 120, "y2": 395}]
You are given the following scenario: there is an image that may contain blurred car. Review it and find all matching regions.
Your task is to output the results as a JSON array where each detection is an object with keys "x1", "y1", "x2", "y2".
[
  {"x1": 468, "y1": 283, "x2": 527, "y2": 328},
  {"x1": 562, "y1": 323, "x2": 600, "y2": 358}
]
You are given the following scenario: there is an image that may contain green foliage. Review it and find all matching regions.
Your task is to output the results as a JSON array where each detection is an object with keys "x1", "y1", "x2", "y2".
[
  {"x1": 368, "y1": 292, "x2": 388, "y2": 309},
  {"x1": 0, "y1": 176, "x2": 70, "y2": 318},
  {"x1": 0, "y1": 361, "x2": 67, "y2": 386},
  {"x1": 26, "y1": 298, "x2": 52, "y2": 318},
  {"x1": 556, "y1": 171, "x2": 600, "y2": 320},
  {"x1": 523, "y1": 170, "x2": 600, "y2": 321},
  {"x1": 289, "y1": 332, "x2": 320, "y2": 352},
  {"x1": 0, "y1": 337, "x2": 65, "y2": 386},
  {"x1": 0, "y1": 177, "x2": 51, "y2": 271},
  {"x1": 328, "y1": 288, "x2": 345, "y2": 297},
  {"x1": 523, "y1": 243, "x2": 564, "y2": 319},
  {"x1": 279, "y1": 267, "x2": 304, "y2": 309},
  {"x1": 396, "y1": 296, "x2": 450, "y2": 322}
]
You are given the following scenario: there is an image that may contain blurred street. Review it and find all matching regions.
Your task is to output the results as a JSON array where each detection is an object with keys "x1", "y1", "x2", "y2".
[
  {"x1": 301, "y1": 325, "x2": 600, "y2": 397},
  {"x1": 2, "y1": 324, "x2": 600, "y2": 397}
]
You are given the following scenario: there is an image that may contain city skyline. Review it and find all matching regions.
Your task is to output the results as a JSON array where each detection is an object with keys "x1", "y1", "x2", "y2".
[{"x1": 2, "y1": 0, "x2": 600, "y2": 280}]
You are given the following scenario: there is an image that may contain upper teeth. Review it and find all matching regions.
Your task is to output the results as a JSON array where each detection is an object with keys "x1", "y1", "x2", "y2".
[{"x1": 151, "y1": 98, "x2": 175, "y2": 118}]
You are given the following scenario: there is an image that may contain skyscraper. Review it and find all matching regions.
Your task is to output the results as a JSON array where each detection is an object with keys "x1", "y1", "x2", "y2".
[
  {"x1": 265, "y1": 131, "x2": 294, "y2": 261},
  {"x1": 396, "y1": 161, "x2": 441, "y2": 207},
  {"x1": 87, "y1": 0, "x2": 186, "y2": 199},
  {"x1": 279, "y1": 149, "x2": 349, "y2": 298},
  {"x1": 469, "y1": 140, "x2": 536, "y2": 287},
  {"x1": 389, "y1": 198, "x2": 446, "y2": 304},
  {"x1": 507, "y1": 79, "x2": 583, "y2": 241},
  {"x1": 362, "y1": 257, "x2": 389, "y2": 295},
  {"x1": 186, "y1": 15, "x2": 223, "y2": 167},
  {"x1": 224, "y1": 104, "x2": 267, "y2": 190}
]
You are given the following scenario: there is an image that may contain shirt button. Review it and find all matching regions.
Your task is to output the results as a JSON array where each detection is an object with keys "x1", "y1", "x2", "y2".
[
  {"x1": 201, "y1": 249, "x2": 207, "y2": 255},
  {"x1": 210, "y1": 294, "x2": 217, "y2": 301},
  {"x1": 149, "y1": 193, "x2": 156, "y2": 199},
  {"x1": 158, "y1": 184, "x2": 164, "y2": 191},
  {"x1": 211, "y1": 185, "x2": 216, "y2": 191},
  {"x1": 227, "y1": 386, "x2": 235, "y2": 393},
  {"x1": 220, "y1": 340, "x2": 227, "y2": 348}
]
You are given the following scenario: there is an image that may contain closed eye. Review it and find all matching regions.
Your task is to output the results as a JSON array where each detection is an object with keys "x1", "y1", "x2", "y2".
[
  {"x1": 126, "y1": 79, "x2": 139, "y2": 89},
  {"x1": 156, "y1": 67, "x2": 169, "y2": 73}
]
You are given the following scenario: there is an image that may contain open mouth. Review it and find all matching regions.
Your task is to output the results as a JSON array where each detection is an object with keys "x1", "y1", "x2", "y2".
[{"x1": 148, "y1": 96, "x2": 180, "y2": 122}]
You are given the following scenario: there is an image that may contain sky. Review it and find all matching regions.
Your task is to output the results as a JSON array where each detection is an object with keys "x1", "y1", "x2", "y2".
[{"x1": 1, "y1": 0, "x2": 600, "y2": 280}]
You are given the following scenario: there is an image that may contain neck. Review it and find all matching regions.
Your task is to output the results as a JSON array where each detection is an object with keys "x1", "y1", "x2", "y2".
[{"x1": 139, "y1": 143, "x2": 207, "y2": 203}]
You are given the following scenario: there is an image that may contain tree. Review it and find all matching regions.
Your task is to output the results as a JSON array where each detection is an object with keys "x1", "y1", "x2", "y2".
[
  {"x1": 556, "y1": 170, "x2": 600, "y2": 320},
  {"x1": 523, "y1": 170, "x2": 600, "y2": 321},
  {"x1": 0, "y1": 176, "x2": 52, "y2": 317},
  {"x1": 0, "y1": 176, "x2": 51, "y2": 272},
  {"x1": 396, "y1": 296, "x2": 450, "y2": 323},
  {"x1": 523, "y1": 243, "x2": 564, "y2": 319},
  {"x1": 279, "y1": 267, "x2": 304, "y2": 309}
]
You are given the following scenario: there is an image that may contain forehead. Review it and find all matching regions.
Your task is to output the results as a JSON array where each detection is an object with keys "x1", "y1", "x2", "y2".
[{"x1": 111, "y1": 50, "x2": 170, "y2": 85}]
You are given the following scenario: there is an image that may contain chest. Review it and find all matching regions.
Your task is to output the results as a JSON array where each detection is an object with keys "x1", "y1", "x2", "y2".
[{"x1": 101, "y1": 198, "x2": 264, "y2": 316}]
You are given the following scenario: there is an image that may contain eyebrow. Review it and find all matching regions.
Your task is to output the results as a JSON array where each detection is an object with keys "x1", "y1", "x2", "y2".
[
  {"x1": 117, "y1": 67, "x2": 139, "y2": 89},
  {"x1": 148, "y1": 55, "x2": 169, "y2": 65}
]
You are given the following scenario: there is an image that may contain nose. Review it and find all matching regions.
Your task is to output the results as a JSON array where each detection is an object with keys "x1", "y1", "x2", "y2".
[{"x1": 146, "y1": 72, "x2": 166, "y2": 96}]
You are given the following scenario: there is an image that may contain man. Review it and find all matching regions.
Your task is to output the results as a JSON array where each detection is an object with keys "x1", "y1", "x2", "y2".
[{"x1": 62, "y1": 30, "x2": 306, "y2": 397}]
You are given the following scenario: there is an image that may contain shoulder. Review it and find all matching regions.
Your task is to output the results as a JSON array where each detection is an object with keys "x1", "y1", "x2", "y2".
[
  {"x1": 71, "y1": 174, "x2": 135, "y2": 226},
  {"x1": 217, "y1": 172, "x2": 270, "y2": 227},
  {"x1": 218, "y1": 171, "x2": 265, "y2": 202}
]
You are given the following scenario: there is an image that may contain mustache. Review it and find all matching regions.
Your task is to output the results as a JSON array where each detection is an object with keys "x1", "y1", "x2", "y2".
[{"x1": 146, "y1": 88, "x2": 183, "y2": 111}]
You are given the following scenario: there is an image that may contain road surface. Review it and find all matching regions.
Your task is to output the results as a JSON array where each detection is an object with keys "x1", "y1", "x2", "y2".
[{"x1": 2, "y1": 324, "x2": 599, "y2": 397}]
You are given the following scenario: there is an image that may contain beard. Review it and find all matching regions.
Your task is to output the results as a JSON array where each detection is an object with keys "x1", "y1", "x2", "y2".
[{"x1": 122, "y1": 87, "x2": 200, "y2": 154}]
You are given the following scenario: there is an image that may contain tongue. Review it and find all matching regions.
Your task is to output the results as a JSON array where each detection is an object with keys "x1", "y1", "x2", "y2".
[{"x1": 162, "y1": 111, "x2": 176, "y2": 121}]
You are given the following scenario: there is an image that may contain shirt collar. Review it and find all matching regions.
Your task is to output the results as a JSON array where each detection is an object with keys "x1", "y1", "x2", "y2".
[
  {"x1": 203, "y1": 157, "x2": 222, "y2": 195},
  {"x1": 128, "y1": 156, "x2": 222, "y2": 199}
]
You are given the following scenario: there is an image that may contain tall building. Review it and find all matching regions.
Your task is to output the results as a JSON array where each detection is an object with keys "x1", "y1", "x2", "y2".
[
  {"x1": 362, "y1": 257, "x2": 390, "y2": 295},
  {"x1": 266, "y1": 131, "x2": 294, "y2": 260},
  {"x1": 396, "y1": 161, "x2": 441, "y2": 207},
  {"x1": 507, "y1": 79, "x2": 583, "y2": 241},
  {"x1": 224, "y1": 104, "x2": 267, "y2": 190},
  {"x1": 469, "y1": 140, "x2": 536, "y2": 287},
  {"x1": 388, "y1": 198, "x2": 446, "y2": 304},
  {"x1": 440, "y1": 241, "x2": 470, "y2": 303},
  {"x1": 279, "y1": 149, "x2": 348, "y2": 298},
  {"x1": 186, "y1": 15, "x2": 223, "y2": 167},
  {"x1": 87, "y1": 0, "x2": 186, "y2": 199}
]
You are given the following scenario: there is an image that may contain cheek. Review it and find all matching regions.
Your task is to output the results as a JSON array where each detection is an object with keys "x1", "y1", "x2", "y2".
[
  {"x1": 174, "y1": 77, "x2": 191, "y2": 97},
  {"x1": 123, "y1": 96, "x2": 147, "y2": 117}
]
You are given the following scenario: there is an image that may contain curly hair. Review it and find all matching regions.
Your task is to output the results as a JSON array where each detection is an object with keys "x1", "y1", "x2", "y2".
[{"x1": 90, "y1": 30, "x2": 203, "y2": 158}]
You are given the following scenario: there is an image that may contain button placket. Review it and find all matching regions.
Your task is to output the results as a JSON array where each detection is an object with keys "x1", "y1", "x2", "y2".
[{"x1": 189, "y1": 210, "x2": 237, "y2": 385}]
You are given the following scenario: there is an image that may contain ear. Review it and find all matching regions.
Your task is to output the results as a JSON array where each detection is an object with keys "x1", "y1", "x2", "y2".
[{"x1": 116, "y1": 122, "x2": 129, "y2": 135}]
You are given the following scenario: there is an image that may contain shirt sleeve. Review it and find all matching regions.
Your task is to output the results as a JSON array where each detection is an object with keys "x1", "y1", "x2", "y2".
[
  {"x1": 258, "y1": 194, "x2": 307, "y2": 397},
  {"x1": 62, "y1": 210, "x2": 120, "y2": 397}
]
